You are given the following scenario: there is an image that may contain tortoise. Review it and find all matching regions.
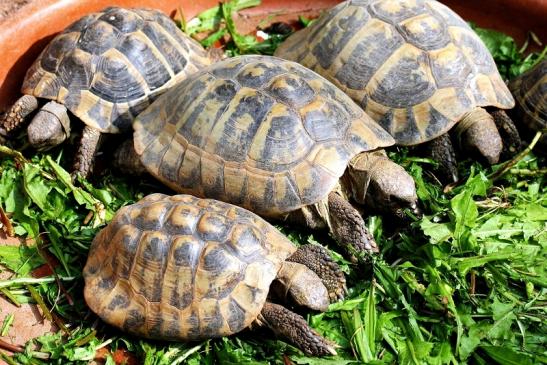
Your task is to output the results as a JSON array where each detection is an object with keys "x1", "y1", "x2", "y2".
[
  {"x1": 83, "y1": 193, "x2": 346, "y2": 356},
  {"x1": 509, "y1": 59, "x2": 547, "y2": 150},
  {"x1": 274, "y1": 0, "x2": 522, "y2": 183},
  {"x1": 116, "y1": 55, "x2": 418, "y2": 258},
  {"x1": 0, "y1": 7, "x2": 213, "y2": 178}
]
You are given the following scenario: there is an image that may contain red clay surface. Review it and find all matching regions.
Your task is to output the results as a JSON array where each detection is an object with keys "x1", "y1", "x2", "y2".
[{"x1": 0, "y1": 234, "x2": 56, "y2": 365}]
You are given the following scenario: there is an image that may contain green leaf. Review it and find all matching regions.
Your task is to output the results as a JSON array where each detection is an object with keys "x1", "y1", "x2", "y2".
[
  {"x1": 459, "y1": 322, "x2": 490, "y2": 360},
  {"x1": 480, "y1": 346, "x2": 534, "y2": 365},
  {"x1": 488, "y1": 298, "x2": 516, "y2": 341},
  {"x1": 428, "y1": 342, "x2": 456, "y2": 365},
  {"x1": 0, "y1": 244, "x2": 45, "y2": 276},
  {"x1": 420, "y1": 217, "x2": 453, "y2": 244},
  {"x1": 451, "y1": 251, "x2": 517, "y2": 275},
  {"x1": 1, "y1": 313, "x2": 14, "y2": 336},
  {"x1": 22, "y1": 163, "x2": 51, "y2": 211}
]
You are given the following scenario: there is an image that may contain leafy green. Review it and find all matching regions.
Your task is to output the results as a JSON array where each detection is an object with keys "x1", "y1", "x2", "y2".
[
  {"x1": 184, "y1": 0, "x2": 294, "y2": 56},
  {"x1": 1, "y1": 313, "x2": 14, "y2": 336},
  {"x1": 471, "y1": 23, "x2": 547, "y2": 80}
]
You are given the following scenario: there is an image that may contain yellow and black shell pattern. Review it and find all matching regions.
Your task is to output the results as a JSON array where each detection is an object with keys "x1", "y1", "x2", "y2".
[
  {"x1": 133, "y1": 55, "x2": 394, "y2": 217},
  {"x1": 509, "y1": 59, "x2": 546, "y2": 144},
  {"x1": 274, "y1": 0, "x2": 515, "y2": 145},
  {"x1": 21, "y1": 7, "x2": 211, "y2": 134},
  {"x1": 83, "y1": 193, "x2": 296, "y2": 340}
]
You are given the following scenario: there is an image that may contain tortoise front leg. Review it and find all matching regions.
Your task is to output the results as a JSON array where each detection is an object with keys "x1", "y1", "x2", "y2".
[
  {"x1": 287, "y1": 244, "x2": 346, "y2": 302},
  {"x1": 491, "y1": 109, "x2": 523, "y2": 159},
  {"x1": 1, "y1": 95, "x2": 39, "y2": 133},
  {"x1": 73, "y1": 125, "x2": 101, "y2": 179},
  {"x1": 258, "y1": 302, "x2": 337, "y2": 356},
  {"x1": 327, "y1": 191, "x2": 378, "y2": 257},
  {"x1": 421, "y1": 133, "x2": 459, "y2": 184}
]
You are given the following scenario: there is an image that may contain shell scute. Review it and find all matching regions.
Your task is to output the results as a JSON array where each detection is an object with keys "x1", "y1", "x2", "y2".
[
  {"x1": 115, "y1": 33, "x2": 171, "y2": 91},
  {"x1": 266, "y1": 73, "x2": 316, "y2": 107},
  {"x1": 311, "y1": 6, "x2": 371, "y2": 69},
  {"x1": 236, "y1": 61, "x2": 287, "y2": 89},
  {"x1": 334, "y1": 20, "x2": 404, "y2": 93},
  {"x1": 429, "y1": 44, "x2": 472, "y2": 88},
  {"x1": 211, "y1": 90, "x2": 272, "y2": 157},
  {"x1": 98, "y1": 7, "x2": 144, "y2": 33},
  {"x1": 398, "y1": 12, "x2": 451, "y2": 51},
  {"x1": 509, "y1": 60, "x2": 547, "y2": 142},
  {"x1": 39, "y1": 33, "x2": 81, "y2": 73},
  {"x1": 78, "y1": 20, "x2": 120, "y2": 54},
  {"x1": 368, "y1": 0, "x2": 427, "y2": 24},
  {"x1": 370, "y1": 45, "x2": 436, "y2": 108},
  {"x1": 197, "y1": 212, "x2": 231, "y2": 242}
]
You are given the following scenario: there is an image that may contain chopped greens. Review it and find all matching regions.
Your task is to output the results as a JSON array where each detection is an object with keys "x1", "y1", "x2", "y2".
[
  {"x1": 0, "y1": 1, "x2": 546, "y2": 364},
  {"x1": 182, "y1": 0, "x2": 305, "y2": 55},
  {"x1": 471, "y1": 23, "x2": 547, "y2": 80}
]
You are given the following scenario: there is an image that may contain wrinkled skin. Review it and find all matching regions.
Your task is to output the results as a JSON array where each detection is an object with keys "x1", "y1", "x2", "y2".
[
  {"x1": 1, "y1": 96, "x2": 101, "y2": 179},
  {"x1": 344, "y1": 150, "x2": 418, "y2": 218}
]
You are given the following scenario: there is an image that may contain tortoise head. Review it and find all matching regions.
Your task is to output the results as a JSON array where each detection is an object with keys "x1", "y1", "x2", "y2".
[
  {"x1": 272, "y1": 261, "x2": 329, "y2": 312},
  {"x1": 345, "y1": 150, "x2": 418, "y2": 218},
  {"x1": 27, "y1": 101, "x2": 71, "y2": 150}
]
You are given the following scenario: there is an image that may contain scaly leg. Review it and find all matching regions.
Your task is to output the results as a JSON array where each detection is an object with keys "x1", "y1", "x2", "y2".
[
  {"x1": 73, "y1": 125, "x2": 101, "y2": 179},
  {"x1": 258, "y1": 302, "x2": 337, "y2": 356},
  {"x1": 1, "y1": 95, "x2": 38, "y2": 133},
  {"x1": 491, "y1": 109, "x2": 523, "y2": 160},
  {"x1": 287, "y1": 244, "x2": 346, "y2": 302},
  {"x1": 112, "y1": 138, "x2": 148, "y2": 175},
  {"x1": 327, "y1": 191, "x2": 378, "y2": 256},
  {"x1": 422, "y1": 133, "x2": 459, "y2": 184}
]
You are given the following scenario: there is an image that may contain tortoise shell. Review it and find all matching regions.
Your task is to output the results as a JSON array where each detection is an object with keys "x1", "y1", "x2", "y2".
[
  {"x1": 132, "y1": 55, "x2": 394, "y2": 217},
  {"x1": 22, "y1": 7, "x2": 211, "y2": 134},
  {"x1": 83, "y1": 193, "x2": 296, "y2": 340},
  {"x1": 274, "y1": 0, "x2": 515, "y2": 145},
  {"x1": 509, "y1": 60, "x2": 546, "y2": 144}
]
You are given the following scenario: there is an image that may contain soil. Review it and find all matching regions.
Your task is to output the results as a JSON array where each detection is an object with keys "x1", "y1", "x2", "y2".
[{"x1": 0, "y1": 234, "x2": 56, "y2": 365}]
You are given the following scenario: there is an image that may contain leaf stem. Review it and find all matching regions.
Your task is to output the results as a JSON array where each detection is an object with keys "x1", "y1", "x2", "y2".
[
  {"x1": 0, "y1": 276, "x2": 76, "y2": 289},
  {"x1": 488, "y1": 131, "x2": 543, "y2": 181}
]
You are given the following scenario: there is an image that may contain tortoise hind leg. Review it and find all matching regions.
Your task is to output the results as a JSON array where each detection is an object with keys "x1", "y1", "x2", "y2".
[
  {"x1": 258, "y1": 302, "x2": 337, "y2": 356},
  {"x1": 287, "y1": 244, "x2": 346, "y2": 302},
  {"x1": 112, "y1": 138, "x2": 148, "y2": 175},
  {"x1": 73, "y1": 125, "x2": 101, "y2": 179},
  {"x1": 490, "y1": 109, "x2": 523, "y2": 159},
  {"x1": 0, "y1": 95, "x2": 39, "y2": 133}
]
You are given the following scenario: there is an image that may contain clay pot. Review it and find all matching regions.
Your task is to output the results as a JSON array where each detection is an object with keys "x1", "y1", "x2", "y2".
[
  {"x1": 442, "y1": 0, "x2": 547, "y2": 49},
  {"x1": 0, "y1": 0, "x2": 545, "y2": 111},
  {"x1": 0, "y1": 0, "x2": 339, "y2": 110}
]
